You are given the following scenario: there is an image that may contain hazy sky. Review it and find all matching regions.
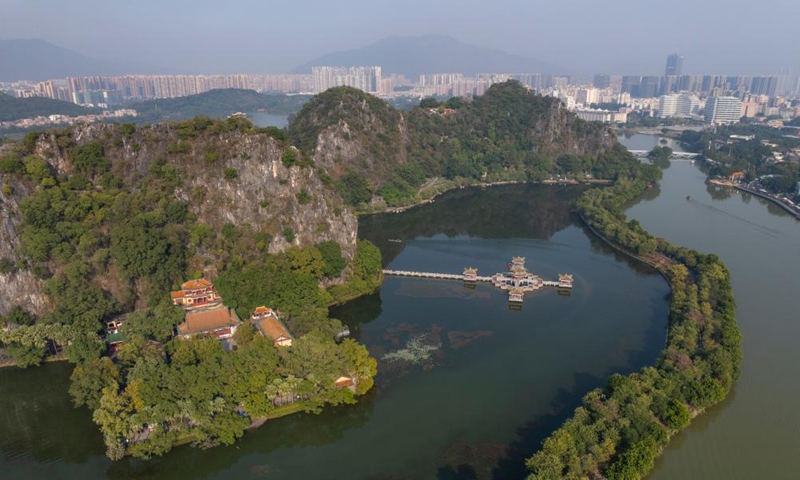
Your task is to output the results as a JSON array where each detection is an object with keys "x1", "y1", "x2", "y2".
[{"x1": 2, "y1": 0, "x2": 798, "y2": 75}]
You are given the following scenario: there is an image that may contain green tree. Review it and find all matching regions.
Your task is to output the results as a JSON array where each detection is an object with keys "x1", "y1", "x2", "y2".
[
  {"x1": 316, "y1": 241, "x2": 346, "y2": 278},
  {"x1": 336, "y1": 172, "x2": 373, "y2": 206},
  {"x1": 4, "y1": 343, "x2": 45, "y2": 368},
  {"x1": 69, "y1": 357, "x2": 121, "y2": 409},
  {"x1": 65, "y1": 333, "x2": 104, "y2": 364}
]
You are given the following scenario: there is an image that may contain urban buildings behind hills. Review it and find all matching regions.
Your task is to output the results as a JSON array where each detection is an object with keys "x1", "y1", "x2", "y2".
[{"x1": 2, "y1": 52, "x2": 799, "y2": 126}]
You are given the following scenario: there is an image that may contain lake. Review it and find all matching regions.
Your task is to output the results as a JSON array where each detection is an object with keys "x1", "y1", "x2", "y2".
[
  {"x1": 616, "y1": 132, "x2": 687, "y2": 153},
  {"x1": 0, "y1": 184, "x2": 670, "y2": 480},
  {"x1": 246, "y1": 112, "x2": 289, "y2": 128}
]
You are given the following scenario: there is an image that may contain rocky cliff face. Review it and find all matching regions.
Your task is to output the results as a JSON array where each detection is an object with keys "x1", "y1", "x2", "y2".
[
  {"x1": 33, "y1": 123, "x2": 357, "y2": 257},
  {"x1": 289, "y1": 87, "x2": 408, "y2": 186},
  {"x1": 289, "y1": 82, "x2": 623, "y2": 205},
  {"x1": 0, "y1": 176, "x2": 48, "y2": 315},
  {"x1": 0, "y1": 121, "x2": 357, "y2": 316}
]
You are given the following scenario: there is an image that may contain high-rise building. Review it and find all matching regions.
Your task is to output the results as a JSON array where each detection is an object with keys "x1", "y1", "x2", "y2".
[
  {"x1": 705, "y1": 96, "x2": 743, "y2": 124},
  {"x1": 637, "y1": 76, "x2": 661, "y2": 98},
  {"x1": 576, "y1": 87, "x2": 599, "y2": 106},
  {"x1": 665, "y1": 54, "x2": 683, "y2": 77},
  {"x1": 312, "y1": 66, "x2": 382, "y2": 94},
  {"x1": 659, "y1": 93, "x2": 700, "y2": 118},
  {"x1": 750, "y1": 76, "x2": 778, "y2": 96},
  {"x1": 593, "y1": 74, "x2": 611, "y2": 89},
  {"x1": 621, "y1": 76, "x2": 642, "y2": 95}
]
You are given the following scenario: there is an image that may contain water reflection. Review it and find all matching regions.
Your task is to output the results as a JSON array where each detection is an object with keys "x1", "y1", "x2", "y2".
[{"x1": 359, "y1": 184, "x2": 585, "y2": 265}]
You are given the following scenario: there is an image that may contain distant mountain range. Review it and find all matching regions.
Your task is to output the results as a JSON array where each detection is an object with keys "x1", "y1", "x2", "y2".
[
  {"x1": 0, "y1": 39, "x2": 163, "y2": 82},
  {"x1": 292, "y1": 34, "x2": 566, "y2": 78}
]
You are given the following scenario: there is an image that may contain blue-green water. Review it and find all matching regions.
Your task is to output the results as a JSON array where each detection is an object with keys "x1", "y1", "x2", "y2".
[{"x1": 247, "y1": 112, "x2": 289, "y2": 128}]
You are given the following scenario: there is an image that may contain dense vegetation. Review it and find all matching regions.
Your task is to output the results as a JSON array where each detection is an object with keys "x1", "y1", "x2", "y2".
[
  {"x1": 679, "y1": 125, "x2": 800, "y2": 195},
  {"x1": 526, "y1": 167, "x2": 742, "y2": 479},
  {"x1": 119, "y1": 89, "x2": 310, "y2": 125},
  {"x1": 0, "y1": 92, "x2": 101, "y2": 122},
  {"x1": 72, "y1": 332, "x2": 375, "y2": 460},
  {"x1": 0, "y1": 117, "x2": 381, "y2": 459},
  {"x1": 289, "y1": 82, "x2": 654, "y2": 209}
]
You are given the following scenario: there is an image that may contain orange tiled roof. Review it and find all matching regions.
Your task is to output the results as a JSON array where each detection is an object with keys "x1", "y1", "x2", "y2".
[
  {"x1": 181, "y1": 278, "x2": 213, "y2": 290},
  {"x1": 335, "y1": 376, "x2": 354, "y2": 388},
  {"x1": 253, "y1": 306, "x2": 274, "y2": 316},
  {"x1": 178, "y1": 306, "x2": 240, "y2": 335},
  {"x1": 171, "y1": 291, "x2": 186, "y2": 299},
  {"x1": 256, "y1": 315, "x2": 291, "y2": 342}
]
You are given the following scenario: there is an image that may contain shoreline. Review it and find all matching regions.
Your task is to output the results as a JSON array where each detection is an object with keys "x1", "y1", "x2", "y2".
[
  {"x1": 708, "y1": 179, "x2": 800, "y2": 219},
  {"x1": 360, "y1": 177, "x2": 612, "y2": 216},
  {"x1": 528, "y1": 178, "x2": 741, "y2": 479}
]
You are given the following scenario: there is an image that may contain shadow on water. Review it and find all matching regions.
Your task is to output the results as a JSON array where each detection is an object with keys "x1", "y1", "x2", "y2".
[
  {"x1": 106, "y1": 391, "x2": 378, "y2": 480},
  {"x1": 359, "y1": 184, "x2": 586, "y2": 266},
  {"x1": 486, "y1": 371, "x2": 605, "y2": 480},
  {"x1": 329, "y1": 291, "x2": 383, "y2": 340},
  {"x1": 485, "y1": 290, "x2": 667, "y2": 480}
]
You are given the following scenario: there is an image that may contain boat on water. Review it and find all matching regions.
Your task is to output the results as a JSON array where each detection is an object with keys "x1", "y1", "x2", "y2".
[{"x1": 388, "y1": 239, "x2": 403, "y2": 243}]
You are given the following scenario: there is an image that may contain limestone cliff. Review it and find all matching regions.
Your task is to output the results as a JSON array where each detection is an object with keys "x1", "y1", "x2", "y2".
[
  {"x1": 289, "y1": 87, "x2": 408, "y2": 185},
  {"x1": 0, "y1": 176, "x2": 49, "y2": 315},
  {"x1": 0, "y1": 120, "x2": 357, "y2": 316},
  {"x1": 288, "y1": 81, "x2": 622, "y2": 207}
]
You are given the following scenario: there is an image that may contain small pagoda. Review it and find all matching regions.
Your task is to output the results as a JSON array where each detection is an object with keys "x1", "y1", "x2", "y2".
[
  {"x1": 558, "y1": 274, "x2": 573, "y2": 288},
  {"x1": 463, "y1": 267, "x2": 479, "y2": 282},
  {"x1": 508, "y1": 288, "x2": 525, "y2": 303}
]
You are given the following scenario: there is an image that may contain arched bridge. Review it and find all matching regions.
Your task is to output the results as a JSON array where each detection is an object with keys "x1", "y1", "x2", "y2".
[{"x1": 629, "y1": 150, "x2": 700, "y2": 159}]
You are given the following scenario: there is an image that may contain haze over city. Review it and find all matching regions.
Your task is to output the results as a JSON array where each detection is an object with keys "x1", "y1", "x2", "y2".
[{"x1": 2, "y1": 0, "x2": 799, "y2": 75}]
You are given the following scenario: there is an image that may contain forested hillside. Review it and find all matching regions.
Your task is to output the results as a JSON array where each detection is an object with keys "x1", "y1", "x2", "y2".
[
  {"x1": 0, "y1": 92, "x2": 100, "y2": 122},
  {"x1": 121, "y1": 89, "x2": 311, "y2": 125},
  {"x1": 0, "y1": 117, "x2": 382, "y2": 457},
  {"x1": 289, "y1": 81, "x2": 653, "y2": 208}
]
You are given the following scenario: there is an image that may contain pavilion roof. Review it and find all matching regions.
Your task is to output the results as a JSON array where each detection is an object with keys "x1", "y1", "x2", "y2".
[{"x1": 178, "y1": 306, "x2": 240, "y2": 335}]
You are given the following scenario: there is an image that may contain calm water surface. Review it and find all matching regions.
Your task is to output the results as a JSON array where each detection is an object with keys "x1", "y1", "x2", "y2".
[
  {"x1": 246, "y1": 112, "x2": 289, "y2": 128},
  {"x1": 622, "y1": 148, "x2": 800, "y2": 480},
  {"x1": 616, "y1": 132, "x2": 687, "y2": 153},
  {"x1": 1, "y1": 185, "x2": 669, "y2": 480}
]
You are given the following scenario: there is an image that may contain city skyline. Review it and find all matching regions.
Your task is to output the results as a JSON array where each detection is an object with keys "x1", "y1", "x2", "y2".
[{"x1": 2, "y1": 0, "x2": 799, "y2": 76}]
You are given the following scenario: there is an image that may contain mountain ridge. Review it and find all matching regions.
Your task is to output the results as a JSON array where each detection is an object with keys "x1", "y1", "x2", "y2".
[
  {"x1": 291, "y1": 34, "x2": 566, "y2": 78},
  {"x1": 0, "y1": 38, "x2": 165, "y2": 81}
]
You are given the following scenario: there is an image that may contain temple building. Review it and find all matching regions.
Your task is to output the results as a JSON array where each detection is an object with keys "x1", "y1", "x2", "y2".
[
  {"x1": 177, "y1": 305, "x2": 241, "y2": 339},
  {"x1": 558, "y1": 274, "x2": 573, "y2": 288},
  {"x1": 252, "y1": 306, "x2": 293, "y2": 347},
  {"x1": 171, "y1": 279, "x2": 220, "y2": 310}
]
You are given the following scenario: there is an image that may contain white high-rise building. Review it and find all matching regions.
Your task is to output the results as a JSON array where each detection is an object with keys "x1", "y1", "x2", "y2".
[
  {"x1": 659, "y1": 93, "x2": 700, "y2": 118},
  {"x1": 576, "y1": 87, "x2": 599, "y2": 106},
  {"x1": 312, "y1": 66, "x2": 382, "y2": 94},
  {"x1": 658, "y1": 95, "x2": 679, "y2": 118},
  {"x1": 705, "y1": 96, "x2": 743, "y2": 124}
]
